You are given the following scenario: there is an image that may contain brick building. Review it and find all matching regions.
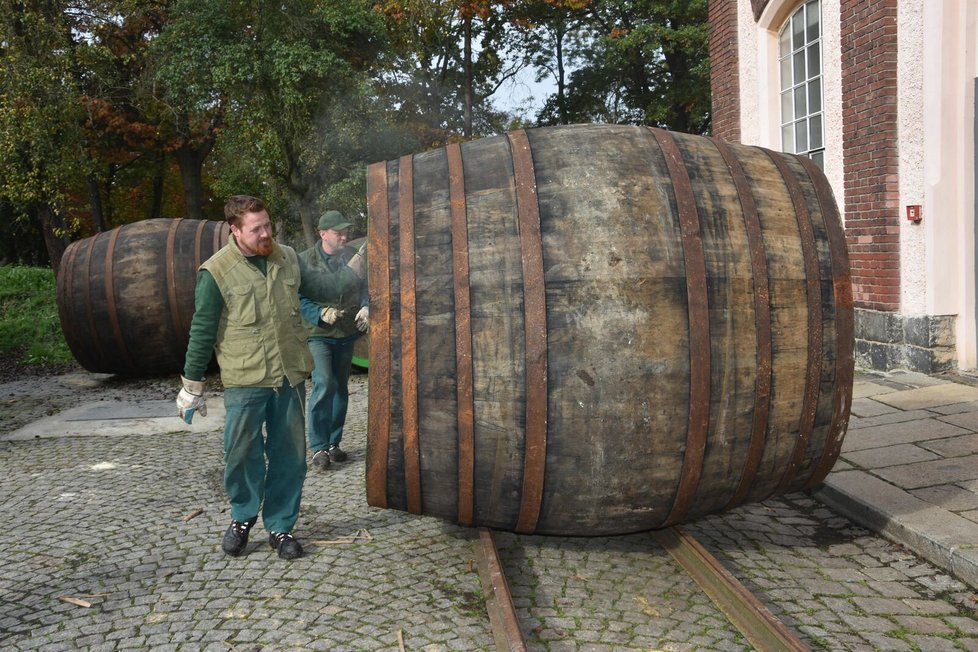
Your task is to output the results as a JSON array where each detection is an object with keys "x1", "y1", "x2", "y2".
[{"x1": 708, "y1": 0, "x2": 977, "y2": 372}]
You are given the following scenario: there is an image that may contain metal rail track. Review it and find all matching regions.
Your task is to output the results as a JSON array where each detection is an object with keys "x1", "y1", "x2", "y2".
[{"x1": 473, "y1": 526, "x2": 810, "y2": 652}]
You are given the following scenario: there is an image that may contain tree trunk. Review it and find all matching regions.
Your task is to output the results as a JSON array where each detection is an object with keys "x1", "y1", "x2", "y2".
[
  {"x1": 150, "y1": 151, "x2": 166, "y2": 220},
  {"x1": 86, "y1": 174, "x2": 105, "y2": 232},
  {"x1": 463, "y1": 14, "x2": 473, "y2": 138},
  {"x1": 174, "y1": 140, "x2": 214, "y2": 220},
  {"x1": 37, "y1": 204, "x2": 68, "y2": 278}
]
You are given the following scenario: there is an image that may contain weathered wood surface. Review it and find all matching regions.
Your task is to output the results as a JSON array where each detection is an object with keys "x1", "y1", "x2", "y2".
[
  {"x1": 366, "y1": 124, "x2": 853, "y2": 536},
  {"x1": 57, "y1": 218, "x2": 228, "y2": 376}
]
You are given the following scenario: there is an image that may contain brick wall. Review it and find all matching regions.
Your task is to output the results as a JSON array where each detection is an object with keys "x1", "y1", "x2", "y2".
[
  {"x1": 709, "y1": 0, "x2": 741, "y2": 142},
  {"x1": 841, "y1": 0, "x2": 900, "y2": 311}
]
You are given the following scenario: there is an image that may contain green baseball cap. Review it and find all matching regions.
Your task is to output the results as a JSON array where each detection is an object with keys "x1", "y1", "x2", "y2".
[{"x1": 318, "y1": 210, "x2": 352, "y2": 231}]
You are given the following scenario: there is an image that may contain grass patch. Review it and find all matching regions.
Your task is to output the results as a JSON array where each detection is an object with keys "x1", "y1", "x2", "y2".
[{"x1": 0, "y1": 265, "x2": 74, "y2": 365}]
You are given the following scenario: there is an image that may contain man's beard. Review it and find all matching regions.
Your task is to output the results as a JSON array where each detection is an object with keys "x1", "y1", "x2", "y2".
[{"x1": 255, "y1": 240, "x2": 273, "y2": 256}]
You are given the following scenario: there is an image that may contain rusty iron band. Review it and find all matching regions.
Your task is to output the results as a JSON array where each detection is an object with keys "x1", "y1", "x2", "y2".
[
  {"x1": 104, "y1": 227, "x2": 137, "y2": 374},
  {"x1": 82, "y1": 236, "x2": 107, "y2": 369},
  {"x1": 765, "y1": 152, "x2": 823, "y2": 497},
  {"x1": 713, "y1": 140, "x2": 774, "y2": 510},
  {"x1": 507, "y1": 129, "x2": 548, "y2": 535},
  {"x1": 365, "y1": 161, "x2": 393, "y2": 509},
  {"x1": 447, "y1": 143, "x2": 477, "y2": 526},
  {"x1": 165, "y1": 219, "x2": 185, "y2": 352},
  {"x1": 57, "y1": 241, "x2": 81, "y2": 363},
  {"x1": 648, "y1": 128, "x2": 711, "y2": 529},
  {"x1": 397, "y1": 154, "x2": 423, "y2": 515},
  {"x1": 798, "y1": 156, "x2": 855, "y2": 489}
]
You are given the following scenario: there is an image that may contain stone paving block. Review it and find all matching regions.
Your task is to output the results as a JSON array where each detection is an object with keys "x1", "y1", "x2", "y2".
[
  {"x1": 910, "y1": 484, "x2": 978, "y2": 512},
  {"x1": 906, "y1": 633, "x2": 961, "y2": 651},
  {"x1": 853, "y1": 380, "x2": 900, "y2": 399},
  {"x1": 840, "y1": 418, "x2": 972, "y2": 452},
  {"x1": 844, "y1": 443, "x2": 939, "y2": 468},
  {"x1": 847, "y1": 408, "x2": 935, "y2": 431},
  {"x1": 876, "y1": 454, "x2": 978, "y2": 490},
  {"x1": 921, "y1": 432, "x2": 978, "y2": 457},
  {"x1": 874, "y1": 383, "x2": 978, "y2": 410},
  {"x1": 930, "y1": 401, "x2": 978, "y2": 415},
  {"x1": 850, "y1": 397, "x2": 900, "y2": 418}
]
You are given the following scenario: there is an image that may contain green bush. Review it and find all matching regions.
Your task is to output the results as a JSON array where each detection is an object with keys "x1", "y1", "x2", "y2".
[{"x1": 0, "y1": 265, "x2": 74, "y2": 365}]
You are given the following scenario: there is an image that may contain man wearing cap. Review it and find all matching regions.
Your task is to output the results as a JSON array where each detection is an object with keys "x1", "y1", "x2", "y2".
[{"x1": 297, "y1": 210, "x2": 368, "y2": 471}]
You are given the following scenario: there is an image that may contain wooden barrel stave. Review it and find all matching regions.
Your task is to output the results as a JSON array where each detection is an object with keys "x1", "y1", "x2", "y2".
[
  {"x1": 366, "y1": 124, "x2": 853, "y2": 535},
  {"x1": 57, "y1": 218, "x2": 228, "y2": 376}
]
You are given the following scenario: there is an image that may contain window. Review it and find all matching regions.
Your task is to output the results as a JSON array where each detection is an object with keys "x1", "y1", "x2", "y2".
[{"x1": 779, "y1": 0, "x2": 823, "y2": 167}]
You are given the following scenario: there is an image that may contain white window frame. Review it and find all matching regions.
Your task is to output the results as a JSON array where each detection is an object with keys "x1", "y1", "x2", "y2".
[{"x1": 778, "y1": 0, "x2": 824, "y2": 167}]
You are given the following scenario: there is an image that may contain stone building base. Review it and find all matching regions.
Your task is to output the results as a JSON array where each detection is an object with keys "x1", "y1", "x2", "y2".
[{"x1": 854, "y1": 309, "x2": 956, "y2": 374}]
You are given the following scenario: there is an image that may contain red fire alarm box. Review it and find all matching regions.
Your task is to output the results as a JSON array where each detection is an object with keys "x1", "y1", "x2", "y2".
[{"x1": 907, "y1": 205, "x2": 922, "y2": 222}]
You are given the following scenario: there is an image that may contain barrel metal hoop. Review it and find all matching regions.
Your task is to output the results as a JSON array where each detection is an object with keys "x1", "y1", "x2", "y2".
[
  {"x1": 81, "y1": 236, "x2": 108, "y2": 368},
  {"x1": 166, "y1": 219, "x2": 185, "y2": 353},
  {"x1": 712, "y1": 139, "x2": 774, "y2": 511},
  {"x1": 648, "y1": 127, "x2": 711, "y2": 529},
  {"x1": 397, "y1": 154, "x2": 424, "y2": 515},
  {"x1": 507, "y1": 129, "x2": 549, "y2": 535},
  {"x1": 57, "y1": 241, "x2": 82, "y2": 361},
  {"x1": 103, "y1": 227, "x2": 137, "y2": 374},
  {"x1": 447, "y1": 143, "x2": 477, "y2": 526},
  {"x1": 366, "y1": 161, "x2": 393, "y2": 509},
  {"x1": 798, "y1": 155, "x2": 854, "y2": 489},
  {"x1": 764, "y1": 151, "x2": 823, "y2": 496}
]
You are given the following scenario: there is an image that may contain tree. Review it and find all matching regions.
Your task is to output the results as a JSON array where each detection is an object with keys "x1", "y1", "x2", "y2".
[
  {"x1": 0, "y1": 0, "x2": 90, "y2": 273},
  {"x1": 534, "y1": 0, "x2": 710, "y2": 133}
]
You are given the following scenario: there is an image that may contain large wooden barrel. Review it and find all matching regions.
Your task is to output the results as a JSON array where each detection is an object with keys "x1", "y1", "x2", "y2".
[
  {"x1": 365, "y1": 124, "x2": 853, "y2": 536},
  {"x1": 57, "y1": 218, "x2": 229, "y2": 376}
]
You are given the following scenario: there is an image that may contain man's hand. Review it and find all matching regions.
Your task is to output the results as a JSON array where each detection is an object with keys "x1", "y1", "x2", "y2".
[
  {"x1": 320, "y1": 306, "x2": 342, "y2": 325},
  {"x1": 176, "y1": 376, "x2": 207, "y2": 424},
  {"x1": 348, "y1": 242, "x2": 367, "y2": 279},
  {"x1": 355, "y1": 306, "x2": 369, "y2": 332}
]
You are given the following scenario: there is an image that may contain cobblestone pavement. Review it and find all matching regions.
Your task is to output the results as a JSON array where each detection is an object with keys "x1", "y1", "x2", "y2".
[{"x1": 1, "y1": 372, "x2": 978, "y2": 650}]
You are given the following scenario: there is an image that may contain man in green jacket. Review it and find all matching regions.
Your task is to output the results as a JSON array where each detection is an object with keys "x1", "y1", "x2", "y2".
[
  {"x1": 176, "y1": 195, "x2": 313, "y2": 560},
  {"x1": 297, "y1": 210, "x2": 368, "y2": 470}
]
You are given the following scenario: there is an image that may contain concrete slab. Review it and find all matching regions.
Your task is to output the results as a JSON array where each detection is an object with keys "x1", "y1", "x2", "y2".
[
  {"x1": 937, "y1": 411, "x2": 978, "y2": 431},
  {"x1": 850, "y1": 398, "x2": 900, "y2": 418},
  {"x1": 815, "y1": 470, "x2": 978, "y2": 591},
  {"x1": 840, "y1": 419, "x2": 971, "y2": 452},
  {"x1": 846, "y1": 409, "x2": 935, "y2": 431},
  {"x1": 875, "y1": 455, "x2": 978, "y2": 490},
  {"x1": 920, "y1": 433, "x2": 978, "y2": 458},
  {"x1": 2, "y1": 400, "x2": 225, "y2": 441},
  {"x1": 853, "y1": 380, "x2": 900, "y2": 399},
  {"x1": 909, "y1": 485, "x2": 978, "y2": 513},
  {"x1": 874, "y1": 384, "x2": 978, "y2": 410},
  {"x1": 843, "y1": 444, "x2": 939, "y2": 469}
]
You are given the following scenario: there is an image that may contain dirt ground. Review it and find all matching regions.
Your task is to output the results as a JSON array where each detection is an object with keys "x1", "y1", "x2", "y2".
[{"x1": 0, "y1": 359, "x2": 183, "y2": 437}]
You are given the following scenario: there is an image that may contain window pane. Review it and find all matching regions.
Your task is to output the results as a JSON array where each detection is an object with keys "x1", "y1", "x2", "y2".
[
  {"x1": 794, "y1": 86, "x2": 807, "y2": 117},
  {"x1": 793, "y1": 51, "x2": 806, "y2": 84},
  {"x1": 795, "y1": 119, "x2": 808, "y2": 152},
  {"x1": 810, "y1": 150, "x2": 824, "y2": 169},
  {"x1": 782, "y1": 124, "x2": 795, "y2": 153},
  {"x1": 808, "y1": 78, "x2": 822, "y2": 112},
  {"x1": 779, "y1": 27, "x2": 791, "y2": 58},
  {"x1": 806, "y1": 1, "x2": 820, "y2": 41},
  {"x1": 807, "y1": 42, "x2": 821, "y2": 77},
  {"x1": 781, "y1": 91, "x2": 793, "y2": 122},
  {"x1": 792, "y1": 10, "x2": 805, "y2": 51},
  {"x1": 781, "y1": 56, "x2": 793, "y2": 90},
  {"x1": 809, "y1": 114, "x2": 823, "y2": 149}
]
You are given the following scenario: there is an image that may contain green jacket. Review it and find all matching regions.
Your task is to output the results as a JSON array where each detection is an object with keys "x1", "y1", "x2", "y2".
[
  {"x1": 189, "y1": 236, "x2": 312, "y2": 388},
  {"x1": 297, "y1": 243, "x2": 367, "y2": 339}
]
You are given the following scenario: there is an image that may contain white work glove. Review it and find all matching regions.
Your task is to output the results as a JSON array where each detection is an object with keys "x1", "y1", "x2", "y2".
[
  {"x1": 355, "y1": 306, "x2": 369, "y2": 332},
  {"x1": 320, "y1": 306, "x2": 342, "y2": 325},
  {"x1": 348, "y1": 243, "x2": 367, "y2": 279},
  {"x1": 176, "y1": 376, "x2": 207, "y2": 424}
]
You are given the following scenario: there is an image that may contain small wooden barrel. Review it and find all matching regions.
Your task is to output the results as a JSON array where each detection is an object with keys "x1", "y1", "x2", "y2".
[
  {"x1": 57, "y1": 218, "x2": 228, "y2": 376},
  {"x1": 365, "y1": 124, "x2": 853, "y2": 536}
]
